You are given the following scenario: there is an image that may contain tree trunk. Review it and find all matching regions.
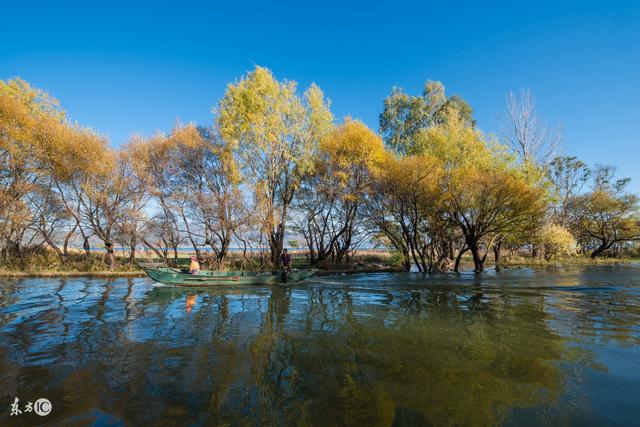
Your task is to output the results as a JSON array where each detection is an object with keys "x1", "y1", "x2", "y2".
[
  {"x1": 591, "y1": 241, "x2": 612, "y2": 258},
  {"x1": 14, "y1": 240, "x2": 25, "y2": 266},
  {"x1": 399, "y1": 248, "x2": 410, "y2": 272},
  {"x1": 129, "y1": 234, "x2": 137, "y2": 261},
  {"x1": 468, "y1": 241, "x2": 484, "y2": 272},
  {"x1": 136, "y1": 233, "x2": 168, "y2": 263},
  {"x1": 493, "y1": 241, "x2": 502, "y2": 271},
  {"x1": 41, "y1": 223, "x2": 66, "y2": 264},
  {"x1": 63, "y1": 222, "x2": 78, "y2": 257},
  {"x1": 270, "y1": 222, "x2": 285, "y2": 266},
  {"x1": 454, "y1": 245, "x2": 468, "y2": 273}
]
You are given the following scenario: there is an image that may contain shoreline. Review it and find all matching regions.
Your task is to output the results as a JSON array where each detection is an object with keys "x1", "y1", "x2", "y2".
[
  {"x1": 0, "y1": 267, "x2": 405, "y2": 279},
  {"x1": 1, "y1": 260, "x2": 637, "y2": 279},
  {"x1": 0, "y1": 270, "x2": 146, "y2": 278}
]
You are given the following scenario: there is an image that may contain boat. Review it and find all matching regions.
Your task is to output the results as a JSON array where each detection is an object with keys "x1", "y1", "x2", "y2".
[{"x1": 141, "y1": 265, "x2": 318, "y2": 286}]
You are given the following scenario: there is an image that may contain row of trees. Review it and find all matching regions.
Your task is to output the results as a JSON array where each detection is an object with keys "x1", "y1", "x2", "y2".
[{"x1": 1, "y1": 68, "x2": 639, "y2": 272}]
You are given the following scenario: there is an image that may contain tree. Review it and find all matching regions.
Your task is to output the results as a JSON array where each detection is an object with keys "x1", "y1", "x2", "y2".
[
  {"x1": 569, "y1": 186, "x2": 640, "y2": 258},
  {"x1": 0, "y1": 78, "x2": 66, "y2": 262},
  {"x1": 379, "y1": 80, "x2": 474, "y2": 155},
  {"x1": 294, "y1": 119, "x2": 385, "y2": 265},
  {"x1": 115, "y1": 139, "x2": 153, "y2": 261},
  {"x1": 175, "y1": 125, "x2": 244, "y2": 267},
  {"x1": 498, "y1": 89, "x2": 562, "y2": 166},
  {"x1": 128, "y1": 132, "x2": 187, "y2": 261},
  {"x1": 418, "y1": 112, "x2": 548, "y2": 272},
  {"x1": 536, "y1": 224, "x2": 577, "y2": 260},
  {"x1": 548, "y1": 156, "x2": 590, "y2": 227},
  {"x1": 367, "y1": 152, "x2": 446, "y2": 272},
  {"x1": 218, "y1": 66, "x2": 333, "y2": 265},
  {"x1": 58, "y1": 131, "x2": 139, "y2": 269}
]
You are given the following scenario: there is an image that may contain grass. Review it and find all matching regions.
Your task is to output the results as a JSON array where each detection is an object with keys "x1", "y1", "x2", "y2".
[
  {"x1": 0, "y1": 247, "x2": 142, "y2": 277},
  {"x1": 501, "y1": 255, "x2": 640, "y2": 267}
]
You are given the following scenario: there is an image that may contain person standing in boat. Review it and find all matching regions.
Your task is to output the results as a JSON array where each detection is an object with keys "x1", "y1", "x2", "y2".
[
  {"x1": 189, "y1": 255, "x2": 200, "y2": 275},
  {"x1": 280, "y1": 249, "x2": 292, "y2": 273}
]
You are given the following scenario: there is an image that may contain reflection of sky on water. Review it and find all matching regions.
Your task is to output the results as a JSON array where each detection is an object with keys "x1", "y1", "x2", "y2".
[{"x1": 0, "y1": 265, "x2": 639, "y2": 425}]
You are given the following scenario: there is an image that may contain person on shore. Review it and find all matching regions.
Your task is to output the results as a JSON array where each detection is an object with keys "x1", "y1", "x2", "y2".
[
  {"x1": 189, "y1": 255, "x2": 200, "y2": 275},
  {"x1": 280, "y1": 249, "x2": 292, "y2": 273}
]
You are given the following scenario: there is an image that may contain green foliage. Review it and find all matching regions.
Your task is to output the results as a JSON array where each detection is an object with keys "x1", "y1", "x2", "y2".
[{"x1": 379, "y1": 80, "x2": 474, "y2": 155}]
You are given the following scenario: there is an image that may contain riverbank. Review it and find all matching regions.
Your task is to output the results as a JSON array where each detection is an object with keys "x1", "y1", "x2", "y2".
[
  {"x1": 1, "y1": 251, "x2": 637, "y2": 278},
  {"x1": 501, "y1": 256, "x2": 640, "y2": 267},
  {"x1": 0, "y1": 266, "x2": 405, "y2": 278},
  {"x1": 0, "y1": 250, "x2": 402, "y2": 278},
  {"x1": 0, "y1": 269, "x2": 146, "y2": 278}
]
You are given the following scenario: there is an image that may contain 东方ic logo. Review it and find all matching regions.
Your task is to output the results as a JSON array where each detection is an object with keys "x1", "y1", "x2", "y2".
[{"x1": 34, "y1": 398, "x2": 52, "y2": 416}]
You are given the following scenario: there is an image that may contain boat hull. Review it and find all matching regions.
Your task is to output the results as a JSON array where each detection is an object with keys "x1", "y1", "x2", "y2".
[{"x1": 142, "y1": 267, "x2": 317, "y2": 286}]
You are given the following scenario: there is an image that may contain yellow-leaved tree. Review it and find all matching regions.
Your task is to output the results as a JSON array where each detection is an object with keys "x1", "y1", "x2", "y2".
[
  {"x1": 368, "y1": 151, "x2": 446, "y2": 272},
  {"x1": 293, "y1": 119, "x2": 385, "y2": 264},
  {"x1": 536, "y1": 223, "x2": 577, "y2": 260},
  {"x1": 417, "y1": 112, "x2": 548, "y2": 271},
  {"x1": 217, "y1": 66, "x2": 333, "y2": 265},
  {"x1": 0, "y1": 78, "x2": 68, "y2": 262}
]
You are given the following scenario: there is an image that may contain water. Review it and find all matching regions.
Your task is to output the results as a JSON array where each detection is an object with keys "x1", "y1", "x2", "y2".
[{"x1": 1, "y1": 265, "x2": 639, "y2": 426}]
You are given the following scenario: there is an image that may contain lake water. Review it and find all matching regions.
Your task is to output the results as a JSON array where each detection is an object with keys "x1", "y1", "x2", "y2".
[{"x1": 1, "y1": 265, "x2": 639, "y2": 426}]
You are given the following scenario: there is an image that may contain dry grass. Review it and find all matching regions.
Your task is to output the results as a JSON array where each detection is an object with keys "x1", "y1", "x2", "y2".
[{"x1": 0, "y1": 246, "x2": 142, "y2": 276}]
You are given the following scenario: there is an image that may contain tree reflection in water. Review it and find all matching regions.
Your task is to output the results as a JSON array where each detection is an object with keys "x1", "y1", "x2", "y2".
[{"x1": 0, "y1": 266, "x2": 639, "y2": 426}]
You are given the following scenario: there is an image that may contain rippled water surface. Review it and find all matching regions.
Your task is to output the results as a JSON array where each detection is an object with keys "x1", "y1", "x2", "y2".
[{"x1": 1, "y1": 265, "x2": 639, "y2": 426}]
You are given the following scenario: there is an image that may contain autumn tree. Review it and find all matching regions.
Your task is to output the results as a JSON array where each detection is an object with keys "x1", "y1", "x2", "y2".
[
  {"x1": 72, "y1": 139, "x2": 136, "y2": 268},
  {"x1": 0, "y1": 79, "x2": 64, "y2": 261},
  {"x1": 127, "y1": 132, "x2": 186, "y2": 262},
  {"x1": 115, "y1": 139, "x2": 153, "y2": 261},
  {"x1": 173, "y1": 125, "x2": 244, "y2": 267},
  {"x1": 218, "y1": 66, "x2": 333, "y2": 265},
  {"x1": 568, "y1": 177, "x2": 640, "y2": 258},
  {"x1": 536, "y1": 224, "x2": 577, "y2": 260},
  {"x1": 293, "y1": 119, "x2": 385, "y2": 264},
  {"x1": 417, "y1": 113, "x2": 548, "y2": 272},
  {"x1": 367, "y1": 153, "x2": 446, "y2": 272},
  {"x1": 129, "y1": 124, "x2": 247, "y2": 268}
]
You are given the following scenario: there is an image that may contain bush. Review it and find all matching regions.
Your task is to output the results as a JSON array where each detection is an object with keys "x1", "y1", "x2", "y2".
[{"x1": 536, "y1": 224, "x2": 577, "y2": 261}]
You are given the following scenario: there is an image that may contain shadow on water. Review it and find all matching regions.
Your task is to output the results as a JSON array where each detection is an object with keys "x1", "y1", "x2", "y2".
[{"x1": 0, "y1": 265, "x2": 639, "y2": 426}]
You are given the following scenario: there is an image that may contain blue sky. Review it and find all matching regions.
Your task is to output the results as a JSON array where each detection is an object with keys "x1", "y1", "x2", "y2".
[{"x1": 1, "y1": 1, "x2": 639, "y2": 190}]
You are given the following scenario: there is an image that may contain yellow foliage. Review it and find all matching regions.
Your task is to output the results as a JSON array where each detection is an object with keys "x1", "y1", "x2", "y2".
[
  {"x1": 217, "y1": 66, "x2": 334, "y2": 242},
  {"x1": 319, "y1": 119, "x2": 385, "y2": 190},
  {"x1": 374, "y1": 152, "x2": 444, "y2": 205},
  {"x1": 536, "y1": 224, "x2": 577, "y2": 259}
]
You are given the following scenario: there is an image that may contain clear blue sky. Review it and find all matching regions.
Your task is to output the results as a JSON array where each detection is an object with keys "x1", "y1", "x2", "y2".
[{"x1": 1, "y1": 1, "x2": 639, "y2": 190}]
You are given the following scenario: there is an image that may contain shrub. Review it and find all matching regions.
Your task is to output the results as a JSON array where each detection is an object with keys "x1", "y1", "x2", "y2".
[{"x1": 536, "y1": 224, "x2": 577, "y2": 261}]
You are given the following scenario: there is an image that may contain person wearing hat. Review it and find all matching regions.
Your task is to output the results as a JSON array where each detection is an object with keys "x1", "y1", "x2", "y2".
[{"x1": 189, "y1": 255, "x2": 200, "y2": 275}]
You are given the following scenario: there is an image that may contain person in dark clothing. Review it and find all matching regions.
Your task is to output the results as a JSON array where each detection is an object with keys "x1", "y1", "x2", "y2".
[{"x1": 280, "y1": 249, "x2": 292, "y2": 272}]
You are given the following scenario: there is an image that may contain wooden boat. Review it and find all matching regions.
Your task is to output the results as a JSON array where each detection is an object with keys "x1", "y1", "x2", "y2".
[{"x1": 141, "y1": 266, "x2": 318, "y2": 286}]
